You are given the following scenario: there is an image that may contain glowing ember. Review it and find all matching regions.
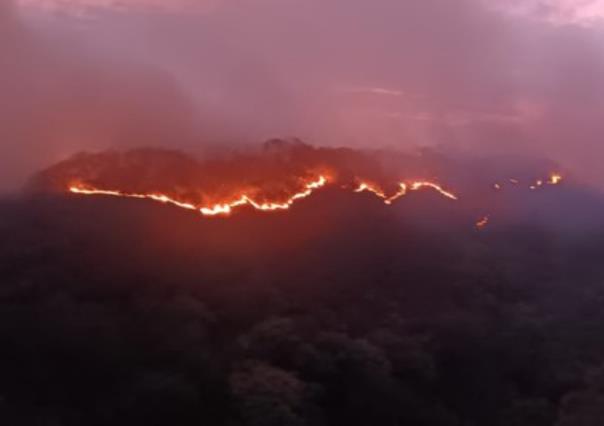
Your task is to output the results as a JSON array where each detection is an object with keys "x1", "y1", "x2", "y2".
[
  {"x1": 476, "y1": 216, "x2": 489, "y2": 230},
  {"x1": 530, "y1": 175, "x2": 563, "y2": 189},
  {"x1": 69, "y1": 186, "x2": 199, "y2": 210},
  {"x1": 493, "y1": 174, "x2": 564, "y2": 191}
]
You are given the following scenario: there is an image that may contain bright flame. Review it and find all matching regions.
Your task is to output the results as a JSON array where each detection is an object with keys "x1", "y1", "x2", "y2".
[
  {"x1": 385, "y1": 183, "x2": 408, "y2": 205},
  {"x1": 354, "y1": 180, "x2": 457, "y2": 204},
  {"x1": 69, "y1": 173, "x2": 562, "y2": 222},
  {"x1": 354, "y1": 182, "x2": 387, "y2": 200},
  {"x1": 408, "y1": 182, "x2": 458, "y2": 200},
  {"x1": 481, "y1": 172, "x2": 564, "y2": 227},
  {"x1": 70, "y1": 176, "x2": 328, "y2": 217},
  {"x1": 70, "y1": 175, "x2": 460, "y2": 219}
]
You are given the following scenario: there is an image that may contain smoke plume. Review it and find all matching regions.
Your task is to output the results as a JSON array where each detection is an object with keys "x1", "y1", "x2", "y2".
[{"x1": 2, "y1": 0, "x2": 604, "y2": 193}]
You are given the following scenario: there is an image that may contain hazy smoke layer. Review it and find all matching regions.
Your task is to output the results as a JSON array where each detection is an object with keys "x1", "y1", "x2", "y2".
[
  {"x1": 29, "y1": 142, "x2": 459, "y2": 203},
  {"x1": 2, "y1": 0, "x2": 604, "y2": 192},
  {"x1": 1, "y1": 1, "x2": 198, "y2": 193}
]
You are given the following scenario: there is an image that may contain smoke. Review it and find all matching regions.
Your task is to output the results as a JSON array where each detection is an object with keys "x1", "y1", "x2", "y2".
[
  {"x1": 27, "y1": 142, "x2": 455, "y2": 206},
  {"x1": 0, "y1": 0, "x2": 199, "y2": 193},
  {"x1": 2, "y1": 0, "x2": 604, "y2": 193}
]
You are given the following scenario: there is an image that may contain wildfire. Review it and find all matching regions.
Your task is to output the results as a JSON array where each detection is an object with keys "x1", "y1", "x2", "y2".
[
  {"x1": 69, "y1": 175, "x2": 461, "y2": 218},
  {"x1": 529, "y1": 174, "x2": 563, "y2": 190},
  {"x1": 68, "y1": 172, "x2": 563, "y2": 222},
  {"x1": 408, "y1": 182, "x2": 458, "y2": 200},
  {"x1": 70, "y1": 176, "x2": 328, "y2": 217},
  {"x1": 354, "y1": 180, "x2": 458, "y2": 205},
  {"x1": 495, "y1": 173, "x2": 564, "y2": 191},
  {"x1": 475, "y1": 216, "x2": 489, "y2": 230},
  {"x1": 354, "y1": 182, "x2": 388, "y2": 200},
  {"x1": 549, "y1": 174, "x2": 563, "y2": 185},
  {"x1": 384, "y1": 183, "x2": 409, "y2": 205},
  {"x1": 69, "y1": 187, "x2": 199, "y2": 210}
]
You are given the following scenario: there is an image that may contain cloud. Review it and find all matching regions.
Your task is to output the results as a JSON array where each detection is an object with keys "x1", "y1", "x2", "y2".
[
  {"x1": 25, "y1": 0, "x2": 604, "y2": 25},
  {"x1": 492, "y1": 0, "x2": 604, "y2": 26},
  {"x1": 340, "y1": 87, "x2": 407, "y2": 97},
  {"x1": 18, "y1": 0, "x2": 220, "y2": 17}
]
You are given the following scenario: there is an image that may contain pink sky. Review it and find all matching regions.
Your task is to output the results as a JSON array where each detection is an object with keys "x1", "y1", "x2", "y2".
[
  {"x1": 18, "y1": 0, "x2": 604, "y2": 23},
  {"x1": 496, "y1": 0, "x2": 604, "y2": 25},
  {"x1": 2, "y1": 0, "x2": 604, "y2": 191}
]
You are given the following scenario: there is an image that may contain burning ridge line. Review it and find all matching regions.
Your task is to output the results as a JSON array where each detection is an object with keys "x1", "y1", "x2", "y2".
[
  {"x1": 68, "y1": 173, "x2": 562, "y2": 220},
  {"x1": 69, "y1": 176, "x2": 459, "y2": 217},
  {"x1": 70, "y1": 176, "x2": 329, "y2": 217}
]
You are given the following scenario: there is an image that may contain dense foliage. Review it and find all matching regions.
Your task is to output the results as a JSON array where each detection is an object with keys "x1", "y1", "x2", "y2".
[{"x1": 1, "y1": 189, "x2": 603, "y2": 425}]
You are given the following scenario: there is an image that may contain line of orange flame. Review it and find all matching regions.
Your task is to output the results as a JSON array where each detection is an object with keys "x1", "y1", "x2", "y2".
[
  {"x1": 354, "y1": 181, "x2": 458, "y2": 204},
  {"x1": 68, "y1": 173, "x2": 562, "y2": 219},
  {"x1": 69, "y1": 176, "x2": 458, "y2": 217},
  {"x1": 70, "y1": 176, "x2": 329, "y2": 217}
]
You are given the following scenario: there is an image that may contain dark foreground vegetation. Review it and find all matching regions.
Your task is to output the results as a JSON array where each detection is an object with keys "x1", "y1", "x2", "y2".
[{"x1": 1, "y1": 186, "x2": 604, "y2": 426}]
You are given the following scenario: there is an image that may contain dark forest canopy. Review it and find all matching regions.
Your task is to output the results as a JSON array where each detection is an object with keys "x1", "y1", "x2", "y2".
[{"x1": 1, "y1": 178, "x2": 604, "y2": 426}]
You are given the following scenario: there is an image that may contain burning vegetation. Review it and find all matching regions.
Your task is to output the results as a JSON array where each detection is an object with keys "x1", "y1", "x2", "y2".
[{"x1": 31, "y1": 140, "x2": 563, "y2": 226}]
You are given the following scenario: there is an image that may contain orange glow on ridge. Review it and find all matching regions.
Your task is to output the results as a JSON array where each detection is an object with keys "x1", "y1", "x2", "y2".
[
  {"x1": 70, "y1": 176, "x2": 329, "y2": 217},
  {"x1": 68, "y1": 172, "x2": 562, "y2": 221},
  {"x1": 354, "y1": 180, "x2": 457, "y2": 204}
]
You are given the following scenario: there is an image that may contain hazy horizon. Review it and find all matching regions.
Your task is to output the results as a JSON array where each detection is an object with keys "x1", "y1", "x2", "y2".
[{"x1": 2, "y1": 0, "x2": 604, "y2": 192}]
